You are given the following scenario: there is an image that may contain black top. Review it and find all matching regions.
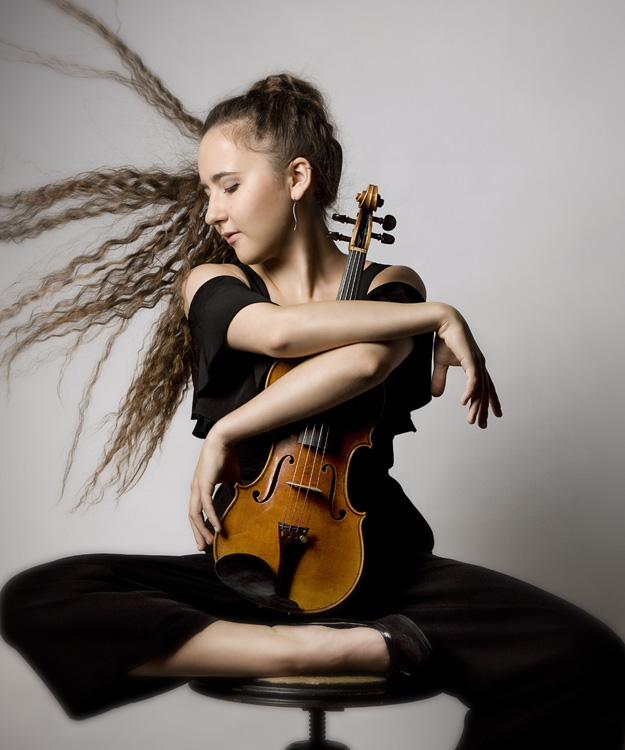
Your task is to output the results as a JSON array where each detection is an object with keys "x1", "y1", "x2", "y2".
[{"x1": 187, "y1": 261, "x2": 436, "y2": 563}]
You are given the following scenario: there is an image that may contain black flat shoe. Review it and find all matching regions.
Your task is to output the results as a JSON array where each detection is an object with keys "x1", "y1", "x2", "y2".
[
  {"x1": 370, "y1": 614, "x2": 433, "y2": 685},
  {"x1": 297, "y1": 614, "x2": 433, "y2": 686}
]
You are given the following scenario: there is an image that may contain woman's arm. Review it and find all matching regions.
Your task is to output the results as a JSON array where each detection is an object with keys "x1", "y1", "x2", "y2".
[
  {"x1": 189, "y1": 337, "x2": 414, "y2": 549},
  {"x1": 189, "y1": 326, "x2": 501, "y2": 548},
  {"x1": 184, "y1": 263, "x2": 452, "y2": 358},
  {"x1": 185, "y1": 263, "x2": 501, "y2": 548}
]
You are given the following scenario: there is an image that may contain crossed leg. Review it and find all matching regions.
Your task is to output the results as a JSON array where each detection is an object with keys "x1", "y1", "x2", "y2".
[{"x1": 131, "y1": 620, "x2": 389, "y2": 677}]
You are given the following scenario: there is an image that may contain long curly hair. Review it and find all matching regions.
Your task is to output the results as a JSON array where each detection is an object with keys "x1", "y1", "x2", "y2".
[{"x1": 1, "y1": 0, "x2": 343, "y2": 506}]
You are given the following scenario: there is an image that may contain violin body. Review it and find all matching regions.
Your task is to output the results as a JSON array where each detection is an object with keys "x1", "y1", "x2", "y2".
[
  {"x1": 213, "y1": 185, "x2": 395, "y2": 613},
  {"x1": 214, "y1": 359, "x2": 384, "y2": 613}
]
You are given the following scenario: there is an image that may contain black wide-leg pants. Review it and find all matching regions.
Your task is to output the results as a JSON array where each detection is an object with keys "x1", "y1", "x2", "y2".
[{"x1": 2, "y1": 550, "x2": 624, "y2": 749}]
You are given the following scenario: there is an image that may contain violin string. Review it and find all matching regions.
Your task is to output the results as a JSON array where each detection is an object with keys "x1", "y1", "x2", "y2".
[
  {"x1": 296, "y1": 426, "x2": 318, "y2": 526},
  {"x1": 289, "y1": 251, "x2": 353, "y2": 531},
  {"x1": 296, "y1": 423, "x2": 324, "y2": 532},
  {"x1": 283, "y1": 232, "x2": 369, "y2": 536},
  {"x1": 283, "y1": 423, "x2": 313, "y2": 527},
  {"x1": 288, "y1": 288, "x2": 343, "y2": 531},
  {"x1": 298, "y1": 244, "x2": 366, "y2": 531},
  {"x1": 288, "y1": 420, "x2": 326, "y2": 532}
]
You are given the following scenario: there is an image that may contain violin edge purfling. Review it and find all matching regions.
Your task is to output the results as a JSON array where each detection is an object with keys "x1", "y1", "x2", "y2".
[{"x1": 213, "y1": 185, "x2": 394, "y2": 613}]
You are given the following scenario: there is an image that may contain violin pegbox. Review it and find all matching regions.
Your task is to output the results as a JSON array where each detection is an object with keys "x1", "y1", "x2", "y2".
[{"x1": 329, "y1": 184, "x2": 396, "y2": 247}]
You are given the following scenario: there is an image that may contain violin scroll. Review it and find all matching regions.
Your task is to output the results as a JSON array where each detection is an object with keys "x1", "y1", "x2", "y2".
[
  {"x1": 329, "y1": 184, "x2": 396, "y2": 248},
  {"x1": 371, "y1": 231, "x2": 395, "y2": 245},
  {"x1": 373, "y1": 214, "x2": 397, "y2": 231}
]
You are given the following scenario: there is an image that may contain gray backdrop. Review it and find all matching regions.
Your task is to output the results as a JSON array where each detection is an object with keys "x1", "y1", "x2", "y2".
[{"x1": 1, "y1": 1, "x2": 624, "y2": 748}]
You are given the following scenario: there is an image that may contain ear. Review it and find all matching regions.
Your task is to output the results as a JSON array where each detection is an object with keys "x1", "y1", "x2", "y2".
[{"x1": 288, "y1": 157, "x2": 313, "y2": 201}]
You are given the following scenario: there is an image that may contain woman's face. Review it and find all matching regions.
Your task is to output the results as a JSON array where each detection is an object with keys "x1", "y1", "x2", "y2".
[{"x1": 198, "y1": 126, "x2": 293, "y2": 265}]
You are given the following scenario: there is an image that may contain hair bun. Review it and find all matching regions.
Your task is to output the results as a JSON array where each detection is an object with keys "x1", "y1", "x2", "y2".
[
  {"x1": 250, "y1": 73, "x2": 324, "y2": 104},
  {"x1": 204, "y1": 73, "x2": 342, "y2": 209}
]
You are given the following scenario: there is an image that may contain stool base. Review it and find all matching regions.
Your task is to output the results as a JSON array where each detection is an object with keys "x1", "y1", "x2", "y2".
[
  {"x1": 285, "y1": 708, "x2": 349, "y2": 750},
  {"x1": 286, "y1": 741, "x2": 348, "y2": 750}
]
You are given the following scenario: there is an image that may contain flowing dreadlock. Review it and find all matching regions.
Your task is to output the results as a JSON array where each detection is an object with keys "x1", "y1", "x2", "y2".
[{"x1": 1, "y1": 0, "x2": 342, "y2": 506}]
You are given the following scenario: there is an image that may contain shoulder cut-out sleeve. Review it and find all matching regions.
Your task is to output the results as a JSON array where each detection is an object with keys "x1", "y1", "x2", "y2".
[
  {"x1": 187, "y1": 275, "x2": 275, "y2": 438},
  {"x1": 366, "y1": 281, "x2": 433, "y2": 436}
]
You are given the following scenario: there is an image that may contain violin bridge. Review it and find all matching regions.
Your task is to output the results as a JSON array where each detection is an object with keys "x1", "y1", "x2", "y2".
[{"x1": 285, "y1": 481, "x2": 323, "y2": 497}]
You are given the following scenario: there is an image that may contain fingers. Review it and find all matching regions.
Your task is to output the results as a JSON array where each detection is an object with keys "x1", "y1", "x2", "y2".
[
  {"x1": 432, "y1": 319, "x2": 504, "y2": 427},
  {"x1": 189, "y1": 483, "x2": 220, "y2": 550},
  {"x1": 431, "y1": 362, "x2": 449, "y2": 397},
  {"x1": 487, "y1": 372, "x2": 503, "y2": 418},
  {"x1": 190, "y1": 519, "x2": 208, "y2": 551},
  {"x1": 463, "y1": 366, "x2": 502, "y2": 429},
  {"x1": 476, "y1": 380, "x2": 491, "y2": 428},
  {"x1": 460, "y1": 364, "x2": 478, "y2": 407},
  {"x1": 189, "y1": 489, "x2": 211, "y2": 550},
  {"x1": 202, "y1": 491, "x2": 222, "y2": 535}
]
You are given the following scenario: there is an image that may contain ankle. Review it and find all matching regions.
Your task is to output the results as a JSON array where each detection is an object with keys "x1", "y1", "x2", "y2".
[
  {"x1": 343, "y1": 627, "x2": 390, "y2": 673},
  {"x1": 271, "y1": 624, "x2": 335, "y2": 673},
  {"x1": 271, "y1": 624, "x2": 389, "y2": 675}
]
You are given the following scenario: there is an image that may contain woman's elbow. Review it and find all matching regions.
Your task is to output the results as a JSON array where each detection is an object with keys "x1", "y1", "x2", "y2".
[
  {"x1": 236, "y1": 307, "x2": 295, "y2": 357},
  {"x1": 264, "y1": 320, "x2": 293, "y2": 357},
  {"x1": 354, "y1": 340, "x2": 411, "y2": 385},
  {"x1": 262, "y1": 308, "x2": 312, "y2": 357}
]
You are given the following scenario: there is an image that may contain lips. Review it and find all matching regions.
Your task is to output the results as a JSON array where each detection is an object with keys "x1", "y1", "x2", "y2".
[{"x1": 223, "y1": 231, "x2": 241, "y2": 245}]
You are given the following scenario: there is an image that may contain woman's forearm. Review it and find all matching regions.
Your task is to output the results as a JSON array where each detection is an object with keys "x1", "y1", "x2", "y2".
[
  {"x1": 211, "y1": 339, "x2": 413, "y2": 447},
  {"x1": 189, "y1": 340, "x2": 411, "y2": 548},
  {"x1": 226, "y1": 299, "x2": 451, "y2": 358},
  {"x1": 190, "y1": 305, "x2": 501, "y2": 548}
]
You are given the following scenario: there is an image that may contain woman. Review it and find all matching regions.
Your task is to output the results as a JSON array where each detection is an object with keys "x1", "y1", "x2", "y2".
[{"x1": 1, "y1": 2, "x2": 624, "y2": 747}]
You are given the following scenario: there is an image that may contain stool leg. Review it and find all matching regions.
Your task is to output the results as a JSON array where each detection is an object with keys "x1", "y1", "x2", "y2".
[{"x1": 285, "y1": 708, "x2": 350, "y2": 750}]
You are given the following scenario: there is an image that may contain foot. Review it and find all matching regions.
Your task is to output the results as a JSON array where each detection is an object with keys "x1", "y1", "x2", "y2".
[
  {"x1": 370, "y1": 615, "x2": 433, "y2": 685},
  {"x1": 272, "y1": 623, "x2": 389, "y2": 674},
  {"x1": 296, "y1": 614, "x2": 433, "y2": 685}
]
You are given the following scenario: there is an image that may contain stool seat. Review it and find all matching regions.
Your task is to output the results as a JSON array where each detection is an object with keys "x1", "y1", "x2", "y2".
[
  {"x1": 190, "y1": 673, "x2": 426, "y2": 709},
  {"x1": 190, "y1": 674, "x2": 434, "y2": 750}
]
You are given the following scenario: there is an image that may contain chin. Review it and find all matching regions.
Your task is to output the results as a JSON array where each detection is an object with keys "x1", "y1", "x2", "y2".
[
  {"x1": 233, "y1": 246, "x2": 258, "y2": 265},
  {"x1": 234, "y1": 241, "x2": 281, "y2": 267}
]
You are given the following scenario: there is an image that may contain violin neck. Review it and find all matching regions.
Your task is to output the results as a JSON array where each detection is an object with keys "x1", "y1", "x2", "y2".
[{"x1": 336, "y1": 248, "x2": 367, "y2": 301}]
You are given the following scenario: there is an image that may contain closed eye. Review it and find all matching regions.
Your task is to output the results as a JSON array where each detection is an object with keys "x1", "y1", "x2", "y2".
[{"x1": 224, "y1": 183, "x2": 239, "y2": 194}]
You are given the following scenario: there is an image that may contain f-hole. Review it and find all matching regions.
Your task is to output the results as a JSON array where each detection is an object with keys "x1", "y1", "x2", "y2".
[
  {"x1": 253, "y1": 454, "x2": 294, "y2": 503},
  {"x1": 322, "y1": 463, "x2": 344, "y2": 520}
]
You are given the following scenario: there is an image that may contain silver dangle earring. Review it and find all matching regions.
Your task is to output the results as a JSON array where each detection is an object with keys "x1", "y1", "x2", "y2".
[{"x1": 292, "y1": 199, "x2": 298, "y2": 231}]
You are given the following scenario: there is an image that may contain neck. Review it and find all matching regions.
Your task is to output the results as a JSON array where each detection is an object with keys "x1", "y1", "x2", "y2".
[{"x1": 252, "y1": 206, "x2": 347, "y2": 305}]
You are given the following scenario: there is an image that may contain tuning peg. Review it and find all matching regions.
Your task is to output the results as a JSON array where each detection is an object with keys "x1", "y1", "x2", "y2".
[
  {"x1": 372, "y1": 214, "x2": 397, "y2": 231},
  {"x1": 372, "y1": 232, "x2": 395, "y2": 245},
  {"x1": 331, "y1": 213, "x2": 356, "y2": 225},
  {"x1": 377, "y1": 196, "x2": 385, "y2": 208},
  {"x1": 327, "y1": 231, "x2": 352, "y2": 243}
]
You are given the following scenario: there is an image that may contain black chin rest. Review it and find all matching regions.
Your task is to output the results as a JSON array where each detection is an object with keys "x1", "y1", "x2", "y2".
[{"x1": 214, "y1": 553, "x2": 300, "y2": 612}]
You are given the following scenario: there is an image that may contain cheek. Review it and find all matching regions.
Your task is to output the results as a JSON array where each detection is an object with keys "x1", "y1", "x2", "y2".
[
  {"x1": 247, "y1": 187, "x2": 291, "y2": 237},
  {"x1": 232, "y1": 188, "x2": 292, "y2": 263}
]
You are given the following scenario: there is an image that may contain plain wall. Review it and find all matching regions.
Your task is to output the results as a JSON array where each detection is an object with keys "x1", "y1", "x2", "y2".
[{"x1": 1, "y1": 1, "x2": 624, "y2": 748}]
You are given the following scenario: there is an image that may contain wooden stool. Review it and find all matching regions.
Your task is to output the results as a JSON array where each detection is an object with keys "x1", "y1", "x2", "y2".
[{"x1": 190, "y1": 674, "x2": 431, "y2": 750}]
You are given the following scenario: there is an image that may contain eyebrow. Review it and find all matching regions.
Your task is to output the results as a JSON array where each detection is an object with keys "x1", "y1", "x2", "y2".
[{"x1": 199, "y1": 171, "x2": 239, "y2": 189}]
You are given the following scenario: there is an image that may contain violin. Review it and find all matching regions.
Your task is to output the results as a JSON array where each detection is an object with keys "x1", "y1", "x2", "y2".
[{"x1": 213, "y1": 185, "x2": 397, "y2": 613}]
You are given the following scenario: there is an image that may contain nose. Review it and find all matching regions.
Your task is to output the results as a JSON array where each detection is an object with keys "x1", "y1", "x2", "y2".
[{"x1": 204, "y1": 193, "x2": 227, "y2": 227}]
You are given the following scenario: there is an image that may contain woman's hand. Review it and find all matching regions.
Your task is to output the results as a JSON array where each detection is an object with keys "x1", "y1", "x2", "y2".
[
  {"x1": 431, "y1": 307, "x2": 502, "y2": 428},
  {"x1": 189, "y1": 427, "x2": 236, "y2": 550}
]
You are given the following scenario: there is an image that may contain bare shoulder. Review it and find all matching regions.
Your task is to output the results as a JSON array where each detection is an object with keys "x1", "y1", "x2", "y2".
[
  {"x1": 367, "y1": 264, "x2": 427, "y2": 300},
  {"x1": 182, "y1": 263, "x2": 250, "y2": 311}
]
